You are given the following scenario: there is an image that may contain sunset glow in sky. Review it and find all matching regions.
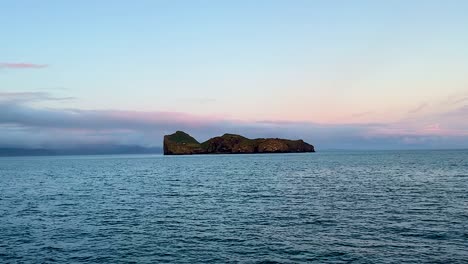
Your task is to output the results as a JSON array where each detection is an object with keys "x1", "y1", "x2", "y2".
[{"x1": 1, "y1": 1, "x2": 468, "y2": 149}]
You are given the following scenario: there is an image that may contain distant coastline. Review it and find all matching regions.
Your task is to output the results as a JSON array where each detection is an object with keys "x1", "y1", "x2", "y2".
[{"x1": 0, "y1": 146, "x2": 162, "y2": 157}]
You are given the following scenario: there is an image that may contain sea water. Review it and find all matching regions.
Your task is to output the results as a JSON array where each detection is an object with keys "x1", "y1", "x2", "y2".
[{"x1": 0, "y1": 150, "x2": 467, "y2": 263}]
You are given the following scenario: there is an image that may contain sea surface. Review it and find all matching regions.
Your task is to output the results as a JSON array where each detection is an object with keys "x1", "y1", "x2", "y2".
[{"x1": 0, "y1": 150, "x2": 467, "y2": 263}]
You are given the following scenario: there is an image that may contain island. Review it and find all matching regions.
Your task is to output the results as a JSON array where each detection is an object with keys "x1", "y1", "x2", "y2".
[{"x1": 163, "y1": 131, "x2": 315, "y2": 155}]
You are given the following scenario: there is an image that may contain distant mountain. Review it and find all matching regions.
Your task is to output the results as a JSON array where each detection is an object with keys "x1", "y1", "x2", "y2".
[
  {"x1": 163, "y1": 131, "x2": 315, "y2": 155},
  {"x1": 0, "y1": 145, "x2": 163, "y2": 157}
]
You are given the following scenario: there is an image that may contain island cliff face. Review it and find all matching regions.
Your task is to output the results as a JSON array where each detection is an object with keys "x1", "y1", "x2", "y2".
[{"x1": 164, "y1": 131, "x2": 315, "y2": 155}]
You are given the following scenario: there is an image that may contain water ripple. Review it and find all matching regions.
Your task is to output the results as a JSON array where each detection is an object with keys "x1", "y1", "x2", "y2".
[{"x1": 0, "y1": 150, "x2": 467, "y2": 263}]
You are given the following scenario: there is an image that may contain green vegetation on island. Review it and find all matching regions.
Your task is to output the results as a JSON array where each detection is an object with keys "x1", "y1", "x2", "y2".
[{"x1": 164, "y1": 131, "x2": 315, "y2": 155}]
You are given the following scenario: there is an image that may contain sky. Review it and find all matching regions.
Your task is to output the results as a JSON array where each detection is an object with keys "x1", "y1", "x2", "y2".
[{"x1": 1, "y1": 0, "x2": 468, "y2": 150}]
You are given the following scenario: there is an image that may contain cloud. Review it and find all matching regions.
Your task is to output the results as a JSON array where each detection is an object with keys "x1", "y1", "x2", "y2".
[
  {"x1": 408, "y1": 102, "x2": 428, "y2": 114},
  {"x1": 0, "y1": 93, "x2": 224, "y2": 148},
  {"x1": 452, "y1": 96, "x2": 468, "y2": 105},
  {"x1": 0, "y1": 91, "x2": 467, "y2": 150},
  {"x1": 0, "y1": 92, "x2": 74, "y2": 103},
  {"x1": 0, "y1": 62, "x2": 48, "y2": 69},
  {"x1": 0, "y1": 103, "x2": 215, "y2": 132}
]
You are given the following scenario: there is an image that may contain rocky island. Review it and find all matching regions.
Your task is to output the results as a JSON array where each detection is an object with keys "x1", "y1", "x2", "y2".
[{"x1": 164, "y1": 131, "x2": 315, "y2": 155}]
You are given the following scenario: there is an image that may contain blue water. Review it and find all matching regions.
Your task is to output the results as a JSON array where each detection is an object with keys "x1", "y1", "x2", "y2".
[{"x1": 0, "y1": 150, "x2": 467, "y2": 263}]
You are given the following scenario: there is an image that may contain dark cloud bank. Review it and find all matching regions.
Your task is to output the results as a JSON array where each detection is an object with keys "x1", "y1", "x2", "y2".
[{"x1": 1, "y1": 92, "x2": 467, "y2": 155}]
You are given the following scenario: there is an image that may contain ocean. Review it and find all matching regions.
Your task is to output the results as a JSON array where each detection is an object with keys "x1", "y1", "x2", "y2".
[{"x1": 0, "y1": 150, "x2": 467, "y2": 263}]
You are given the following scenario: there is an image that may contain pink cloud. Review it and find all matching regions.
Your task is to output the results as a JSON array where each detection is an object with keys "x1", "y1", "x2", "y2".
[
  {"x1": 0, "y1": 62, "x2": 48, "y2": 69},
  {"x1": 367, "y1": 123, "x2": 468, "y2": 137},
  {"x1": 408, "y1": 102, "x2": 429, "y2": 114}
]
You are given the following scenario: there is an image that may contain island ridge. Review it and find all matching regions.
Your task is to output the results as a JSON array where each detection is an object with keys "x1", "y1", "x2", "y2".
[{"x1": 163, "y1": 131, "x2": 315, "y2": 155}]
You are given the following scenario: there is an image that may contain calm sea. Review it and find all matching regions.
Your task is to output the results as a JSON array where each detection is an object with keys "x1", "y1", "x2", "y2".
[{"x1": 0, "y1": 150, "x2": 467, "y2": 263}]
